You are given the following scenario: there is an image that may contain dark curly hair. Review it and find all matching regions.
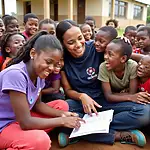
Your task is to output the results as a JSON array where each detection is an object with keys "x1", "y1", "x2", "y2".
[{"x1": 106, "y1": 19, "x2": 118, "y2": 28}]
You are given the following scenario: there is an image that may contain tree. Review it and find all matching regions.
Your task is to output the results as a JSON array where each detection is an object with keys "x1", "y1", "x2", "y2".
[{"x1": 147, "y1": 6, "x2": 150, "y2": 23}]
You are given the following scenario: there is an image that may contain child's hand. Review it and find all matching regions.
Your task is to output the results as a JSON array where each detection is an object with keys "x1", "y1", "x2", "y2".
[
  {"x1": 79, "y1": 93, "x2": 102, "y2": 116},
  {"x1": 61, "y1": 111, "x2": 79, "y2": 117},
  {"x1": 131, "y1": 92, "x2": 150, "y2": 105},
  {"x1": 62, "y1": 116, "x2": 85, "y2": 129},
  {"x1": 121, "y1": 37, "x2": 131, "y2": 45}
]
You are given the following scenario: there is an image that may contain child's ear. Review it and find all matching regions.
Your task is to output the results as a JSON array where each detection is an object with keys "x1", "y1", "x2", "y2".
[
  {"x1": 23, "y1": 22, "x2": 25, "y2": 26},
  {"x1": 121, "y1": 55, "x2": 127, "y2": 63},
  {"x1": 5, "y1": 47, "x2": 11, "y2": 53}
]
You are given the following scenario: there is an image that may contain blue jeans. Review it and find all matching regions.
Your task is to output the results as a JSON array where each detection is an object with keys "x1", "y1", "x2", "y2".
[{"x1": 65, "y1": 96, "x2": 150, "y2": 144}]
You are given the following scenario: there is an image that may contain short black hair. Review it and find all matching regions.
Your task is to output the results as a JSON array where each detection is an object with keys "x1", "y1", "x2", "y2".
[
  {"x1": 2, "y1": 14, "x2": 10, "y2": 20},
  {"x1": 39, "y1": 18, "x2": 56, "y2": 29},
  {"x1": 111, "y1": 38, "x2": 132, "y2": 61},
  {"x1": 80, "y1": 23, "x2": 91, "y2": 30},
  {"x1": 24, "y1": 13, "x2": 38, "y2": 24},
  {"x1": 84, "y1": 16, "x2": 96, "y2": 24},
  {"x1": 3, "y1": 16, "x2": 18, "y2": 28},
  {"x1": 106, "y1": 19, "x2": 118, "y2": 28},
  {"x1": 124, "y1": 26, "x2": 136, "y2": 34},
  {"x1": 98, "y1": 26, "x2": 118, "y2": 40},
  {"x1": 136, "y1": 24, "x2": 145, "y2": 29},
  {"x1": 137, "y1": 26, "x2": 150, "y2": 37}
]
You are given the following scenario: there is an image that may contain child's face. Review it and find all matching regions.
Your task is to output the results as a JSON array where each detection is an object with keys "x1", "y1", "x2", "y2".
[
  {"x1": 136, "y1": 30, "x2": 150, "y2": 49},
  {"x1": 0, "y1": 19, "x2": 5, "y2": 39},
  {"x1": 81, "y1": 24, "x2": 92, "y2": 41},
  {"x1": 40, "y1": 23, "x2": 56, "y2": 35},
  {"x1": 104, "y1": 42, "x2": 124, "y2": 71},
  {"x1": 108, "y1": 22, "x2": 115, "y2": 28},
  {"x1": 137, "y1": 56, "x2": 150, "y2": 78},
  {"x1": 53, "y1": 58, "x2": 64, "y2": 74},
  {"x1": 25, "y1": 18, "x2": 38, "y2": 36},
  {"x1": 6, "y1": 19, "x2": 19, "y2": 33},
  {"x1": 124, "y1": 30, "x2": 137, "y2": 46},
  {"x1": 94, "y1": 30, "x2": 112, "y2": 52},
  {"x1": 6, "y1": 34, "x2": 25, "y2": 57},
  {"x1": 31, "y1": 49, "x2": 63, "y2": 79},
  {"x1": 85, "y1": 20, "x2": 95, "y2": 31}
]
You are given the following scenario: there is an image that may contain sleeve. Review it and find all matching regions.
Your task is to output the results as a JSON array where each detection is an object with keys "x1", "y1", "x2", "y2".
[
  {"x1": 129, "y1": 60, "x2": 137, "y2": 79},
  {"x1": 51, "y1": 73, "x2": 61, "y2": 81},
  {"x1": 2, "y1": 70, "x2": 27, "y2": 94},
  {"x1": 97, "y1": 62, "x2": 110, "y2": 82}
]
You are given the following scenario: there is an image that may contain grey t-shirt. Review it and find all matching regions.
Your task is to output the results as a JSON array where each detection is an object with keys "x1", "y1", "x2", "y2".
[{"x1": 98, "y1": 59, "x2": 137, "y2": 93}]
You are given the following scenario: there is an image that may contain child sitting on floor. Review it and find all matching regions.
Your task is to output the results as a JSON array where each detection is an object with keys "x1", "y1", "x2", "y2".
[
  {"x1": 137, "y1": 55, "x2": 150, "y2": 93},
  {"x1": 98, "y1": 38, "x2": 138, "y2": 101},
  {"x1": 41, "y1": 57, "x2": 65, "y2": 102}
]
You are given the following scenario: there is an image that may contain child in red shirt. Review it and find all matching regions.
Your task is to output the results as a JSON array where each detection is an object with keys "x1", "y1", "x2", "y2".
[
  {"x1": 137, "y1": 55, "x2": 150, "y2": 93},
  {"x1": 22, "y1": 13, "x2": 39, "y2": 40}
]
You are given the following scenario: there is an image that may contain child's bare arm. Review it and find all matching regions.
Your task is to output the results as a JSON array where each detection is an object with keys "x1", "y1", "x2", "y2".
[
  {"x1": 41, "y1": 80, "x2": 60, "y2": 94},
  {"x1": 131, "y1": 53, "x2": 144, "y2": 62},
  {"x1": 129, "y1": 78, "x2": 138, "y2": 94},
  {"x1": 102, "y1": 82, "x2": 135, "y2": 102}
]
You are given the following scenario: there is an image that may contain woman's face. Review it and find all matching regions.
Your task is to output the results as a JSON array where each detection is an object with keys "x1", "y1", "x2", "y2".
[
  {"x1": 63, "y1": 26, "x2": 85, "y2": 58},
  {"x1": 32, "y1": 49, "x2": 63, "y2": 79}
]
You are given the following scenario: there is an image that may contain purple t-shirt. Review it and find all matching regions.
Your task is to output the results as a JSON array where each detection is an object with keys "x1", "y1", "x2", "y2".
[
  {"x1": 44, "y1": 73, "x2": 61, "y2": 89},
  {"x1": 0, "y1": 62, "x2": 45, "y2": 132}
]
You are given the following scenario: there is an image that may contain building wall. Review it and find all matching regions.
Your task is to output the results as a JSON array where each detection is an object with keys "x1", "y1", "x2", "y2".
[
  {"x1": 31, "y1": 0, "x2": 43, "y2": 20},
  {"x1": 58, "y1": 0, "x2": 77, "y2": 21},
  {"x1": 16, "y1": 0, "x2": 148, "y2": 28}
]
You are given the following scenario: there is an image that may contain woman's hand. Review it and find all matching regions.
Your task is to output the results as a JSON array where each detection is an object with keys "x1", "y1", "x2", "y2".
[
  {"x1": 79, "y1": 93, "x2": 102, "y2": 115},
  {"x1": 62, "y1": 116, "x2": 85, "y2": 129},
  {"x1": 130, "y1": 92, "x2": 150, "y2": 105}
]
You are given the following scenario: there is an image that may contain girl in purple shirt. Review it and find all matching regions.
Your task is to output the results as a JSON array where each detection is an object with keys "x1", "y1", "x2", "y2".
[{"x1": 0, "y1": 30, "x2": 83, "y2": 150}]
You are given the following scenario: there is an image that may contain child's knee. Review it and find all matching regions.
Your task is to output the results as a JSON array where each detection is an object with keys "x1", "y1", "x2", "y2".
[
  {"x1": 56, "y1": 100, "x2": 69, "y2": 111},
  {"x1": 29, "y1": 130, "x2": 51, "y2": 150}
]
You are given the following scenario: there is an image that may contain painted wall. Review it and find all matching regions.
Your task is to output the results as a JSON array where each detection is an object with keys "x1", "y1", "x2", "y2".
[{"x1": 16, "y1": 0, "x2": 148, "y2": 28}]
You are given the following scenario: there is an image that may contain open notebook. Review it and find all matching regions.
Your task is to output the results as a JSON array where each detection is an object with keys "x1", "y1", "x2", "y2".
[{"x1": 69, "y1": 109, "x2": 114, "y2": 138}]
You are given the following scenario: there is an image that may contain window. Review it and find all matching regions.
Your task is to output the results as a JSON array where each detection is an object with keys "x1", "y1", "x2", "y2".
[
  {"x1": 133, "y1": 5, "x2": 143, "y2": 20},
  {"x1": 109, "y1": 0, "x2": 127, "y2": 18},
  {"x1": 115, "y1": 0, "x2": 127, "y2": 18}
]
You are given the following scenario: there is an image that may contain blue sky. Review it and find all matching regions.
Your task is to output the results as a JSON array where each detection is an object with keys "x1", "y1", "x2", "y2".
[{"x1": 0, "y1": 0, "x2": 16, "y2": 15}]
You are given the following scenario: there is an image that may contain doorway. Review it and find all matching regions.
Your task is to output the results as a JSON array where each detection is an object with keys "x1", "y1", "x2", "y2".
[
  {"x1": 24, "y1": 1, "x2": 31, "y2": 15},
  {"x1": 77, "y1": 0, "x2": 85, "y2": 24},
  {"x1": 50, "y1": 0, "x2": 58, "y2": 21}
]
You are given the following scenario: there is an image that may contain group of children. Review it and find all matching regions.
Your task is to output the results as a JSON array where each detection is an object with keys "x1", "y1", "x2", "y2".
[{"x1": 0, "y1": 12, "x2": 150, "y2": 149}]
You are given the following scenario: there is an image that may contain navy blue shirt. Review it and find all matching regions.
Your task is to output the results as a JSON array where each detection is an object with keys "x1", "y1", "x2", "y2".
[{"x1": 64, "y1": 41, "x2": 104, "y2": 100}]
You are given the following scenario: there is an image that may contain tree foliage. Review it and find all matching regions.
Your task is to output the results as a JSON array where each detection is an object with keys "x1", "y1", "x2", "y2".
[{"x1": 147, "y1": 6, "x2": 150, "y2": 23}]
